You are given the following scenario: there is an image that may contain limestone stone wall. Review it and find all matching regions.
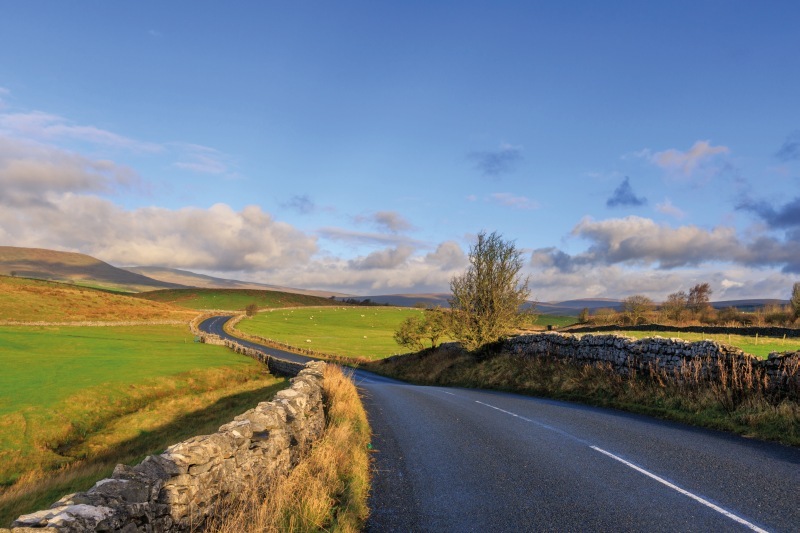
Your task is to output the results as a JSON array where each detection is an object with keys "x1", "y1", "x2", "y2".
[
  {"x1": 506, "y1": 333, "x2": 800, "y2": 398},
  {"x1": 6, "y1": 361, "x2": 327, "y2": 533}
]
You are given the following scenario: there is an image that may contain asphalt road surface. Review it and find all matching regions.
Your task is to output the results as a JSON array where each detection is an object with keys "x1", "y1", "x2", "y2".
[{"x1": 200, "y1": 317, "x2": 800, "y2": 532}]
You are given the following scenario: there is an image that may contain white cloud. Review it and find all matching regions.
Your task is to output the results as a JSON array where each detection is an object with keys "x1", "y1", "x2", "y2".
[
  {"x1": 172, "y1": 143, "x2": 233, "y2": 175},
  {"x1": 0, "y1": 111, "x2": 162, "y2": 153},
  {"x1": 571, "y1": 216, "x2": 742, "y2": 268},
  {"x1": 652, "y1": 140, "x2": 729, "y2": 177},
  {"x1": 317, "y1": 227, "x2": 423, "y2": 248},
  {"x1": 1, "y1": 196, "x2": 318, "y2": 272},
  {"x1": 354, "y1": 211, "x2": 414, "y2": 233},
  {"x1": 655, "y1": 198, "x2": 686, "y2": 219},
  {"x1": 349, "y1": 245, "x2": 415, "y2": 270},
  {"x1": 489, "y1": 192, "x2": 539, "y2": 210},
  {"x1": 0, "y1": 136, "x2": 140, "y2": 206}
]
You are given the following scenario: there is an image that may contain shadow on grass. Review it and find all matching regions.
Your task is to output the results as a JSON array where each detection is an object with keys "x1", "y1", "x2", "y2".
[{"x1": 1, "y1": 380, "x2": 287, "y2": 527}]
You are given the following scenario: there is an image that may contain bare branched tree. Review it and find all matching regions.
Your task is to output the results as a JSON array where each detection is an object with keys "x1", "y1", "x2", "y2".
[{"x1": 622, "y1": 294, "x2": 654, "y2": 325}]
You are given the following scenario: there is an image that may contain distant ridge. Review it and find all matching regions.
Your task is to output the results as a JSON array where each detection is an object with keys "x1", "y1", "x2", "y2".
[
  {"x1": 125, "y1": 265, "x2": 347, "y2": 298},
  {"x1": 0, "y1": 246, "x2": 185, "y2": 292},
  {"x1": 357, "y1": 293, "x2": 625, "y2": 315}
]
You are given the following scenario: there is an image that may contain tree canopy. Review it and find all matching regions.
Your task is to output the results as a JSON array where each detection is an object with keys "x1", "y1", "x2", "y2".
[{"x1": 448, "y1": 231, "x2": 531, "y2": 351}]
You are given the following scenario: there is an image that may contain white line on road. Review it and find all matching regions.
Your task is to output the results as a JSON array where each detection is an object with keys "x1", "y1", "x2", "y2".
[
  {"x1": 475, "y1": 399, "x2": 768, "y2": 532},
  {"x1": 590, "y1": 446, "x2": 768, "y2": 533}
]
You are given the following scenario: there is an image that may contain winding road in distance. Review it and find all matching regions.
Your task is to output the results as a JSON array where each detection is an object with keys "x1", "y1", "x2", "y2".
[{"x1": 200, "y1": 316, "x2": 800, "y2": 532}]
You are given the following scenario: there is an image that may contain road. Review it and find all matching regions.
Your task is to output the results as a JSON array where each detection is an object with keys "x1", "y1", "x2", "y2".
[{"x1": 200, "y1": 317, "x2": 800, "y2": 532}]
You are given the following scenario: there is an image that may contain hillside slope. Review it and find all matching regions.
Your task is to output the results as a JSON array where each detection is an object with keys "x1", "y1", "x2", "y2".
[
  {"x1": 0, "y1": 276, "x2": 195, "y2": 322},
  {"x1": 126, "y1": 266, "x2": 344, "y2": 297},
  {"x1": 0, "y1": 246, "x2": 185, "y2": 292}
]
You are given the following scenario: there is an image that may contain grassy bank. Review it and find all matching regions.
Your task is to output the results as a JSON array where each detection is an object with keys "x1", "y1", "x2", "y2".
[
  {"x1": 207, "y1": 364, "x2": 371, "y2": 533},
  {"x1": 366, "y1": 344, "x2": 799, "y2": 447},
  {"x1": 0, "y1": 276, "x2": 194, "y2": 323},
  {"x1": 0, "y1": 324, "x2": 288, "y2": 525}
]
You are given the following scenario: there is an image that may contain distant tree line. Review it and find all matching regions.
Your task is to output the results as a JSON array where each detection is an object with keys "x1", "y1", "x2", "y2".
[{"x1": 579, "y1": 282, "x2": 800, "y2": 328}]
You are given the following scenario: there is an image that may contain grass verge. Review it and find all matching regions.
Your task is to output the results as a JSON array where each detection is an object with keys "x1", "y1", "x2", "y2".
[
  {"x1": 366, "y1": 344, "x2": 799, "y2": 447},
  {"x1": 206, "y1": 364, "x2": 371, "y2": 533}
]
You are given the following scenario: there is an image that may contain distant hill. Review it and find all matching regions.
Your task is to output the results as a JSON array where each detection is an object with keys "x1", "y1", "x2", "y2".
[
  {"x1": 0, "y1": 246, "x2": 186, "y2": 293},
  {"x1": 356, "y1": 294, "x2": 624, "y2": 316},
  {"x1": 712, "y1": 299, "x2": 788, "y2": 311},
  {"x1": 125, "y1": 266, "x2": 346, "y2": 298}
]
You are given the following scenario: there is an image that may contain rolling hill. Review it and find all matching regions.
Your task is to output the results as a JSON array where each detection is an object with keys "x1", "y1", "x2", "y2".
[
  {"x1": 124, "y1": 266, "x2": 345, "y2": 298},
  {"x1": 0, "y1": 246, "x2": 185, "y2": 292}
]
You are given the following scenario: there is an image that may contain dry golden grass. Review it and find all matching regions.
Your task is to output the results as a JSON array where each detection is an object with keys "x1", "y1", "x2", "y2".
[
  {"x1": 368, "y1": 346, "x2": 800, "y2": 446},
  {"x1": 206, "y1": 364, "x2": 371, "y2": 533},
  {"x1": 0, "y1": 367, "x2": 286, "y2": 526},
  {"x1": 0, "y1": 276, "x2": 195, "y2": 322}
]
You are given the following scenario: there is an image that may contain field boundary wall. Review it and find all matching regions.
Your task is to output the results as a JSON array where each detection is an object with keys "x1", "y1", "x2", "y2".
[
  {"x1": 6, "y1": 361, "x2": 328, "y2": 532},
  {"x1": 564, "y1": 323, "x2": 800, "y2": 338},
  {"x1": 505, "y1": 332, "x2": 800, "y2": 398}
]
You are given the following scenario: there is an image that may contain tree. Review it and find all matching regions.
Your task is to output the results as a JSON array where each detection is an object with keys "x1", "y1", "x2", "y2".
[
  {"x1": 393, "y1": 308, "x2": 448, "y2": 351},
  {"x1": 245, "y1": 303, "x2": 259, "y2": 317},
  {"x1": 448, "y1": 231, "x2": 531, "y2": 351},
  {"x1": 687, "y1": 283, "x2": 712, "y2": 315},
  {"x1": 622, "y1": 295, "x2": 654, "y2": 325},
  {"x1": 661, "y1": 291, "x2": 688, "y2": 323},
  {"x1": 393, "y1": 315, "x2": 426, "y2": 351},
  {"x1": 578, "y1": 307, "x2": 590, "y2": 324},
  {"x1": 791, "y1": 282, "x2": 800, "y2": 321}
]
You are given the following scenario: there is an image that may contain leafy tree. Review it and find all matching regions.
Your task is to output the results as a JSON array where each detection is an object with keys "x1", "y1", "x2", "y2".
[
  {"x1": 661, "y1": 291, "x2": 688, "y2": 322},
  {"x1": 393, "y1": 308, "x2": 449, "y2": 351},
  {"x1": 393, "y1": 315, "x2": 426, "y2": 351},
  {"x1": 245, "y1": 303, "x2": 259, "y2": 317},
  {"x1": 687, "y1": 283, "x2": 712, "y2": 315},
  {"x1": 791, "y1": 282, "x2": 800, "y2": 321},
  {"x1": 622, "y1": 295, "x2": 654, "y2": 325},
  {"x1": 578, "y1": 307, "x2": 590, "y2": 324},
  {"x1": 448, "y1": 231, "x2": 531, "y2": 351}
]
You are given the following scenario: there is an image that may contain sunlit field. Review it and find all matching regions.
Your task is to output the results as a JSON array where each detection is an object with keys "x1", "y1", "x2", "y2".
[
  {"x1": 236, "y1": 306, "x2": 438, "y2": 360},
  {"x1": 136, "y1": 288, "x2": 340, "y2": 311},
  {"x1": 0, "y1": 324, "x2": 285, "y2": 525}
]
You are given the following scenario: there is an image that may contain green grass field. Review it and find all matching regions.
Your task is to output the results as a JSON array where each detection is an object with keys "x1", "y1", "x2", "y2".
[
  {"x1": 136, "y1": 288, "x2": 341, "y2": 311},
  {"x1": 0, "y1": 326, "x2": 282, "y2": 485},
  {"x1": 236, "y1": 307, "x2": 436, "y2": 359},
  {"x1": 530, "y1": 315, "x2": 577, "y2": 328},
  {"x1": 0, "y1": 323, "x2": 285, "y2": 524},
  {"x1": 597, "y1": 330, "x2": 800, "y2": 358}
]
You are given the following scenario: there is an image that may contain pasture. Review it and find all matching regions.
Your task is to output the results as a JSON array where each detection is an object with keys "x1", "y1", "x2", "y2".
[
  {"x1": 0, "y1": 324, "x2": 285, "y2": 524},
  {"x1": 599, "y1": 329, "x2": 800, "y2": 358},
  {"x1": 236, "y1": 307, "x2": 434, "y2": 359},
  {"x1": 137, "y1": 288, "x2": 340, "y2": 311}
]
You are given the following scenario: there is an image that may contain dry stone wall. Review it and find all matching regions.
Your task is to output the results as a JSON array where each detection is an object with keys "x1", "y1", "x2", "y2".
[
  {"x1": 505, "y1": 332, "x2": 800, "y2": 398},
  {"x1": 6, "y1": 361, "x2": 327, "y2": 533}
]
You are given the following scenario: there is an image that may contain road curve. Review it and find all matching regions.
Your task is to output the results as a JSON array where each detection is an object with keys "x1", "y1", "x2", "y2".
[{"x1": 200, "y1": 317, "x2": 800, "y2": 532}]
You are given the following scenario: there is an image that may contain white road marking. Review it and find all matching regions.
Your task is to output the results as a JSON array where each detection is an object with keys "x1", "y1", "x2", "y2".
[
  {"x1": 475, "y1": 399, "x2": 768, "y2": 532},
  {"x1": 591, "y1": 446, "x2": 768, "y2": 533}
]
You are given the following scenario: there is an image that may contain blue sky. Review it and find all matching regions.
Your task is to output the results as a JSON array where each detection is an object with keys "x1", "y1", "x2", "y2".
[{"x1": 1, "y1": 1, "x2": 799, "y2": 301}]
